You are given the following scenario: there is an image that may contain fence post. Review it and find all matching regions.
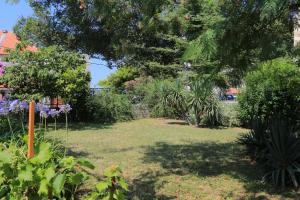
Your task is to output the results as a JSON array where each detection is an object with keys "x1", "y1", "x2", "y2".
[{"x1": 27, "y1": 101, "x2": 35, "y2": 159}]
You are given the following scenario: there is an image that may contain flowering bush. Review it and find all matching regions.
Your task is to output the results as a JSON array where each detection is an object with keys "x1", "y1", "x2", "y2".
[
  {"x1": 0, "y1": 62, "x2": 5, "y2": 75},
  {"x1": 0, "y1": 100, "x2": 72, "y2": 136}
]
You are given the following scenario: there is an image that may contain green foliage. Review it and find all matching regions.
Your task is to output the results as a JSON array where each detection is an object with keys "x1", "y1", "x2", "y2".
[
  {"x1": 219, "y1": 102, "x2": 240, "y2": 127},
  {"x1": 0, "y1": 45, "x2": 91, "y2": 101},
  {"x1": 0, "y1": 114, "x2": 24, "y2": 136},
  {"x1": 0, "y1": 138, "x2": 95, "y2": 199},
  {"x1": 86, "y1": 91, "x2": 133, "y2": 123},
  {"x1": 263, "y1": 121, "x2": 300, "y2": 188},
  {"x1": 129, "y1": 78, "x2": 180, "y2": 118},
  {"x1": 88, "y1": 165, "x2": 128, "y2": 200},
  {"x1": 159, "y1": 76, "x2": 225, "y2": 127},
  {"x1": 187, "y1": 78, "x2": 215, "y2": 126},
  {"x1": 201, "y1": 97, "x2": 222, "y2": 126},
  {"x1": 99, "y1": 67, "x2": 139, "y2": 89},
  {"x1": 12, "y1": 0, "x2": 297, "y2": 83},
  {"x1": 239, "y1": 58, "x2": 300, "y2": 126},
  {"x1": 239, "y1": 119, "x2": 300, "y2": 188},
  {"x1": 238, "y1": 119, "x2": 268, "y2": 161},
  {"x1": 161, "y1": 79, "x2": 189, "y2": 121}
]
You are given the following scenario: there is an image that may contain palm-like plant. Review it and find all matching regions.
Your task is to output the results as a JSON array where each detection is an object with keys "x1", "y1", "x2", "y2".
[
  {"x1": 204, "y1": 96, "x2": 222, "y2": 126},
  {"x1": 238, "y1": 119, "x2": 268, "y2": 161},
  {"x1": 160, "y1": 80, "x2": 190, "y2": 123},
  {"x1": 263, "y1": 120, "x2": 300, "y2": 188},
  {"x1": 187, "y1": 78, "x2": 214, "y2": 126}
]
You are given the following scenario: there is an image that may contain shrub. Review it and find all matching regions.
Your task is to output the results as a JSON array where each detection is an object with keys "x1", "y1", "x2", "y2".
[
  {"x1": 219, "y1": 102, "x2": 240, "y2": 127},
  {"x1": 239, "y1": 58, "x2": 300, "y2": 126},
  {"x1": 201, "y1": 97, "x2": 223, "y2": 126},
  {"x1": 0, "y1": 114, "x2": 23, "y2": 136},
  {"x1": 99, "y1": 67, "x2": 139, "y2": 89},
  {"x1": 238, "y1": 58, "x2": 300, "y2": 188},
  {"x1": 238, "y1": 119, "x2": 268, "y2": 161},
  {"x1": 129, "y1": 78, "x2": 179, "y2": 118},
  {"x1": 88, "y1": 166, "x2": 128, "y2": 200},
  {"x1": 86, "y1": 91, "x2": 133, "y2": 123},
  {"x1": 263, "y1": 121, "x2": 300, "y2": 188},
  {"x1": 239, "y1": 118, "x2": 300, "y2": 188},
  {"x1": 0, "y1": 138, "x2": 95, "y2": 199}
]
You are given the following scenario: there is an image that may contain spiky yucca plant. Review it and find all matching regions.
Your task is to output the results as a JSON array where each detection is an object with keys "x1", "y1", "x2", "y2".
[{"x1": 263, "y1": 120, "x2": 300, "y2": 188}]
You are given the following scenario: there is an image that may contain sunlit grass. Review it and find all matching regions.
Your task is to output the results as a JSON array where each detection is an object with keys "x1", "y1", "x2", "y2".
[{"x1": 47, "y1": 119, "x2": 299, "y2": 199}]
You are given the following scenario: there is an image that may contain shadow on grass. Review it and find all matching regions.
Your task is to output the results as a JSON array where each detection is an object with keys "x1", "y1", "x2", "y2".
[
  {"x1": 166, "y1": 120, "x2": 226, "y2": 130},
  {"x1": 166, "y1": 121, "x2": 189, "y2": 126},
  {"x1": 68, "y1": 122, "x2": 113, "y2": 131},
  {"x1": 128, "y1": 171, "x2": 176, "y2": 200},
  {"x1": 141, "y1": 141, "x2": 299, "y2": 199},
  {"x1": 46, "y1": 122, "x2": 113, "y2": 131}
]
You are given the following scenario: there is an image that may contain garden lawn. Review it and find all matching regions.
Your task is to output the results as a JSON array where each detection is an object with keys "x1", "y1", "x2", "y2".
[{"x1": 47, "y1": 119, "x2": 300, "y2": 200}]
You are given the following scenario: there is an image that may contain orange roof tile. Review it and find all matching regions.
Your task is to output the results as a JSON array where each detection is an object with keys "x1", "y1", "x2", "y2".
[
  {"x1": 0, "y1": 30, "x2": 37, "y2": 55},
  {"x1": 226, "y1": 88, "x2": 239, "y2": 95}
]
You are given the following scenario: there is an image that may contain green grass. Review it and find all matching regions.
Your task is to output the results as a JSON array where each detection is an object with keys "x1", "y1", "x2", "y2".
[{"x1": 47, "y1": 119, "x2": 300, "y2": 200}]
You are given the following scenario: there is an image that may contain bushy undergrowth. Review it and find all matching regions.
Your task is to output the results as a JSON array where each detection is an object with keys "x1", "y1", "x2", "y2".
[
  {"x1": 88, "y1": 166, "x2": 128, "y2": 200},
  {"x1": 127, "y1": 77, "x2": 235, "y2": 127},
  {"x1": 127, "y1": 78, "x2": 179, "y2": 118},
  {"x1": 238, "y1": 58, "x2": 300, "y2": 188},
  {"x1": 0, "y1": 137, "x2": 95, "y2": 199},
  {"x1": 86, "y1": 91, "x2": 134, "y2": 123},
  {"x1": 239, "y1": 119, "x2": 300, "y2": 188},
  {"x1": 219, "y1": 102, "x2": 240, "y2": 127},
  {"x1": 0, "y1": 115, "x2": 23, "y2": 136},
  {"x1": 239, "y1": 58, "x2": 300, "y2": 126},
  {"x1": 0, "y1": 136, "x2": 128, "y2": 199}
]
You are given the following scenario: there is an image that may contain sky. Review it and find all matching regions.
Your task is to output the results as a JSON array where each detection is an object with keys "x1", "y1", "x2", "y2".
[{"x1": 0, "y1": 0, "x2": 115, "y2": 87}]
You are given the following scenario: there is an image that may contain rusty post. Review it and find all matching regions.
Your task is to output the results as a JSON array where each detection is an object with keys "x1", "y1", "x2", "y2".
[{"x1": 27, "y1": 101, "x2": 35, "y2": 159}]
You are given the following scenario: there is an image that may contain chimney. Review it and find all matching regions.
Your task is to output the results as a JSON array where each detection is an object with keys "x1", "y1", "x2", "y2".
[{"x1": 0, "y1": 30, "x2": 7, "y2": 48}]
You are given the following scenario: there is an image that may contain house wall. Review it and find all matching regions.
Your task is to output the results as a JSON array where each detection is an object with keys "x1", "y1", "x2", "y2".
[{"x1": 294, "y1": 8, "x2": 300, "y2": 46}]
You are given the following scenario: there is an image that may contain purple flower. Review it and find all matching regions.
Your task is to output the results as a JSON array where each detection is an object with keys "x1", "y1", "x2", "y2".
[
  {"x1": 9, "y1": 100, "x2": 20, "y2": 113},
  {"x1": 36, "y1": 103, "x2": 50, "y2": 118},
  {"x1": 48, "y1": 109, "x2": 59, "y2": 118},
  {"x1": 0, "y1": 108, "x2": 9, "y2": 116},
  {"x1": 59, "y1": 104, "x2": 72, "y2": 114},
  {"x1": 20, "y1": 102, "x2": 29, "y2": 111},
  {"x1": 40, "y1": 110, "x2": 49, "y2": 118},
  {"x1": 0, "y1": 100, "x2": 9, "y2": 116},
  {"x1": 36, "y1": 103, "x2": 49, "y2": 113},
  {"x1": 42, "y1": 105, "x2": 50, "y2": 112},
  {"x1": 36, "y1": 103, "x2": 42, "y2": 112},
  {"x1": 0, "y1": 62, "x2": 5, "y2": 75}
]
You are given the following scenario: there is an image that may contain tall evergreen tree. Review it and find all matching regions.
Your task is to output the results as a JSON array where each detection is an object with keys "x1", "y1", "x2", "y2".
[{"x1": 9, "y1": 0, "x2": 300, "y2": 83}]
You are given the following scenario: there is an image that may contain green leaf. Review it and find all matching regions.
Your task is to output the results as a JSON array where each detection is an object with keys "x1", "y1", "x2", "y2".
[
  {"x1": 77, "y1": 159, "x2": 95, "y2": 169},
  {"x1": 96, "y1": 181, "x2": 109, "y2": 193},
  {"x1": 87, "y1": 192, "x2": 99, "y2": 200},
  {"x1": 60, "y1": 156, "x2": 75, "y2": 169},
  {"x1": 115, "y1": 190, "x2": 125, "y2": 200},
  {"x1": 45, "y1": 166, "x2": 55, "y2": 182},
  {"x1": 53, "y1": 173, "x2": 66, "y2": 196},
  {"x1": 0, "y1": 150, "x2": 12, "y2": 163},
  {"x1": 38, "y1": 179, "x2": 48, "y2": 196},
  {"x1": 18, "y1": 165, "x2": 33, "y2": 182},
  {"x1": 0, "y1": 174, "x2": 4, "y2": 185},
  {"x1": 70, "y1": 173, "x2": 85, "y2": 185},
  {"x1": 0, "y1": 185, "x2": 9, "y2": 198},
  {"x1": 30, "y1": 142, "x2": 52, "y2": 164},
  {"x1": 118, "y1": 178, "x2": 129, "y2": 191}
]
